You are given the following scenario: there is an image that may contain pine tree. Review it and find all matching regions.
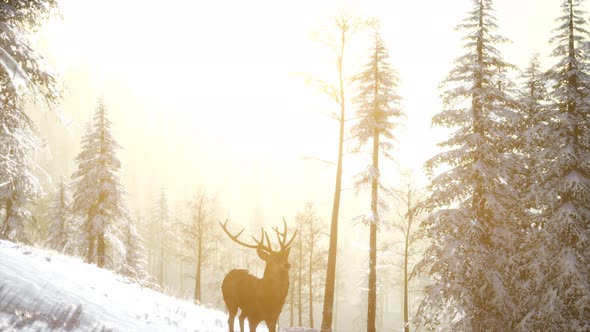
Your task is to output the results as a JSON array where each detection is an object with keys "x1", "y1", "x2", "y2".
[
  {"x1": 0, "y1": 85, "x2": 41, "y2": 242},
  {"x1": 71, "y1": 99, "x2": 128, "y2": 269},
  {"x1": 0, "y1": 1, "x2": 61, "y2": 242},
  {"x1": 509, "y1": 54, "x2": 548, "y2": 325},
  {"x1": 0, "y1": 0, "x2": 61, "y2": 102},
  {"x1": 515, "y1": 54, "x2": 547, "y2": 209},
  {"x1": 350, "y1": 28, "x2": 403, "y2": 332},
  {"x1": 149, "y1": 188, "x2": 174, "y2": 288},
  {"x1": 417, "y1": 0, "x2": 518, "y2": 329},
  {"x1": 120, "y1": 214, "x2": 149, "y2": 284},
  {"x1": 524, "y1": 0, "x2": 590, "y2": 329},
  {"x1": 45, "y1": 179, "x2": 77, "y2": 253}
]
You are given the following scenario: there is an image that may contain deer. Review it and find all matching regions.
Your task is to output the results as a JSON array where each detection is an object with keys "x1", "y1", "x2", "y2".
[{"x1": 219, "y1": 219, "x2": 296, "y2": 332}]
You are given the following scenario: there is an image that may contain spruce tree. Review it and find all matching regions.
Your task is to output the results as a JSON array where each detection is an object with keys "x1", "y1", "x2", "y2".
[
  {"x1": 0, "y1": 0, "x2": 60, "y2": 102},
  {"x1": 46, "y1": 179, "x2": 77, "y2": 253},
  {"x1": 509, "y1": 54, "x2": 548, "y2": 327},
  {"x1": 0, "y1": 1, "x2": 61, "y2": 242},
  {"x1": 149, "y1": 188, "x2": 171, "y2": 287},
  {"x1": 350, "y1": 28, "x2": 403, "y2": 332},
  {"x1": 120, "y1": 215, "x2": 149, "y2": 284},
  {"x1": 71, "y1": 99, "x2": 128, "y2": 269},
  {"x1": 525, "y1": 0, "x2": 590, "y2": 329},
  {"x1": 417, "y1": 0, "x2": 518, "y2": 329},
  {"x1": 0, "y1": 83, "x2": 41, "y2": 242}
]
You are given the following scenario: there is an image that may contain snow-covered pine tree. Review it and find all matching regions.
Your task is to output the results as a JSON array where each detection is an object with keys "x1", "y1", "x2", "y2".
[
  {"x1": 0, "y1": 0, "x2": 61, "y2": 242},
  {"x1": 417, "y1": 0, "x2": 519, "y2": 329},
  {"x1": 514, "y1": 54, "x2": 547, "y2": 208},
  {"x1": 149, "y1": 188, "x2": 170, "y2": 288},
  {"x1": 524, "y1": 0, "x2": 590, "y2": 329},
  {"x1": 120, "y1": 214, "x2": 149, "y2": 285},
  {"x1": 350, "y1": 28, "x2": 403, "y2": 332},
  {"x1": 71, "y1": 99, "x2": 127, "y2": 269},
  {"x1": 508, "y1": 54, "x2": 548, "y2": 325},
  {"x1": 45, "y1": 179, "x2": 77, "y2": 253},
  {"x1": 0, "y1": 0, "x2": 61, "y2": 102},
  {"x1": 0, "y1": 79, "x2": 41, "y2": 242}
]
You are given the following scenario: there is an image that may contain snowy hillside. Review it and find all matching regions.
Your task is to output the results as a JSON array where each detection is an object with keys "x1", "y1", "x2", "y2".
[{"x1": 0, "y1": 239, "x2": 240, "y2": 331}]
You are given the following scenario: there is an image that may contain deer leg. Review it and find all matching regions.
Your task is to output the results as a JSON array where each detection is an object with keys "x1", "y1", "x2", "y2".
[
  {"x1": 248, "y1": 318, "x2": 259, "y2": 332},
  {"x1": 238, "y1": 312, "x2": 246, "y2": 332},
  {"x1": 265, "y1": 319, "x2": 277, "y2": 332},
  {"x1": 227, "y1": 313, "x2": 235, "y2": 332},
  {"x1": 227, "y1": 306, "x2": 237, "y2": 332}
]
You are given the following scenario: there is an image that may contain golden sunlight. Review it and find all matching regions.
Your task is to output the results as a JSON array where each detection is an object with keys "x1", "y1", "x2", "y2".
[{"x1": 1, "y1": 0, "x2": 585, "y2": 330}]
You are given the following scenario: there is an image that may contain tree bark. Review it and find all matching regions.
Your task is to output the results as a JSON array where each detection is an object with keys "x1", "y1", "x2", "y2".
[
  {"x1": 309, "y1": 248, "x2": 314, "y2": 328},
  {"x1": 320, "y1": 23, "x2": 347, "y2": 332},
  {"x1": 298, "y1": 232, "x2": 303, "y2": 327},
  {"x1": 403, "y1": 231, "x2": 409, "y2": 332},
  {"x1": 195, "y1": 235, "x2": 202, "y2": 303},
  {"x1": 367, "y1": 40, "x2": 380, "y2": 332},
  {"x1": 367, "y1": 129, "x2": 379, "y2": 332},
  {"x1": 97, "y1": 232, "x2": 106, "y2": 268},
  {"x1": 1, "y1": 199, "x2": 12, "y2": 239}
]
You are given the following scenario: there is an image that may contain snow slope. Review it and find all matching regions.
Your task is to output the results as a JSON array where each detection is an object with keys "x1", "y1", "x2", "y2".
[{"x1": 0, "y1": 239, "x2": 236, "y2": 331}]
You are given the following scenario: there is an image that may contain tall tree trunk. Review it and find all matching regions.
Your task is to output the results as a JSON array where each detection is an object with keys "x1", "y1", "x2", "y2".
[
  {"x1": 159, "y1": 217, "x2": 165, "y2": 287},
  {"x1": 1, "y1": 199, "x2": 12, "y2": 239},
  {"x1": 290, "y1": 277, "x2": 295, "y2": 327},
  {"x1": 321, "y1": 24, "x2": 346, "y2": 332},
  {"x1": 403, "y1": 232, "x2": 409, "y2": 332},
  {"x1": 367, "y1": 129, "x2": 379, "y2": 332},
  {"x1": 298, "y1": 234, "x2": 303, "y2": 327},
  {"x1": 195, "y1": 233, "x2": 202, "y2": 303},
  {"x1": 309, "y1": 249, "x2": 314, "y2": 328},
  {"x1": 86, "y1": 205, "x2": 96, "y2": 264},
  {"x1": 97, "y1": 232, "x2": 106, "y2": 268},
  {"x1": 367, "y1": 40, "x2": 380, "y2": 332}
]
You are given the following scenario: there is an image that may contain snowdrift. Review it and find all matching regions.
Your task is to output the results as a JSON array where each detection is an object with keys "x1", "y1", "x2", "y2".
[{"x1": 0, "y1": 239, "x2": 230, "y2": 331}]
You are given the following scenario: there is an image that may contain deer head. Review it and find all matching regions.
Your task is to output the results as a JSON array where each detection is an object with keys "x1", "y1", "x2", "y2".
[{"x1": 219, "y1": 218, "x2": 296, "y2": 332}]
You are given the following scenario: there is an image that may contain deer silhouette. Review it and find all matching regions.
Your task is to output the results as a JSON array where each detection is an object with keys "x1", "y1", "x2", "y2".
[{"x1": 219, "y1": 219, "x2": 296, "y2": 332}]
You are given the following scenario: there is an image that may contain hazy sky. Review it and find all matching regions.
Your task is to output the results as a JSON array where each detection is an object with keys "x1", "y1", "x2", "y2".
[{"x1": 33, "y1": 0, "x2": 582, "y2": 229}]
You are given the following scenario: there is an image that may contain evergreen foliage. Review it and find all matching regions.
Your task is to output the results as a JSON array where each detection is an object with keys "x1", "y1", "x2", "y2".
[
  {"x1": 71, "y1": 99, "x2": 128, "y2": 269},
  {"x1": 524, "y1": 0, "x2": 590, "y2": 329},
  {"x1": 417, "y1": 0, "x2": 519, "y2": 329},
  {"x1": 350, "y1": 28, "x2": 403, "y2": 332},
  {"x1": 45, "y1": 179, "x2": 77, "y2": 254},
  {"x1": 120, "y1": 214, "x2": 150, "y2": 285},
  {"x1": 0, "y1": 0, "x2": 61, "y2": 242}
]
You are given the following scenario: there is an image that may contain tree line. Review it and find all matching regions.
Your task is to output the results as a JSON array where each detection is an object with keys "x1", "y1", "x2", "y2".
[{"x1": 0, "y1": 0, "x2": 589, "y2": 331}]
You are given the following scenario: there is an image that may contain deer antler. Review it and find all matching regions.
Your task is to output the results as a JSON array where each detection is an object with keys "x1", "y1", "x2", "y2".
[
  {"x1": 219, "y1": 219, "x2": 273, "y2": 252},
  {"x1": 272, "y1": 217, "x2": 297, "y2": 251}
]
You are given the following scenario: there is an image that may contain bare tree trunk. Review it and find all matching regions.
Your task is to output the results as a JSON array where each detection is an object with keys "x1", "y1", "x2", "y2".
[
  {"x1": 194, "y1": 232, "x2": 202, "y2": 303},
  {"x1": 403, "y1": 233, "x2": 409, "y2": 332},
  {"x1": 159, "y1": 235, "x2": 165, "y2": 287},
  {"x1": 290, "y1": 277, "x2": 295, "y2": 327},
  {"x1": 298, "y1": 233, "x2": 303, "y2": 327},
  {"x1": 321, "y1": 23, "x2": 347, "y2": 332},
  {"x1": 309, "y1": 249, "x2": 314, "y2": 328}
]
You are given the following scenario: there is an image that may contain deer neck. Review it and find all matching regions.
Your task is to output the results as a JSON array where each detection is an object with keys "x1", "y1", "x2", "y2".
[{"x1": 260, "y1": 267, "x2": 289, "y2": 301}]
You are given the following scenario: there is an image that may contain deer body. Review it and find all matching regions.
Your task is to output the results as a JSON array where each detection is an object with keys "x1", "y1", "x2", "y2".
[
  {"x1": 220, "y1": 220, "x2": 295, "y2": 332},
  {"x1": 222, "y1": 268, "x2": 289, "y2": 332}
]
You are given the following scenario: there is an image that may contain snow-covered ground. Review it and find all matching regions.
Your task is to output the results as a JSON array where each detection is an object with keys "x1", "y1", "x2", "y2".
[{"x1": 0, "y1": 239, "x2": 277, "y2": 331}]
